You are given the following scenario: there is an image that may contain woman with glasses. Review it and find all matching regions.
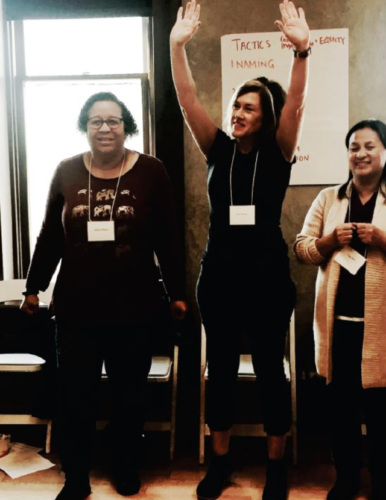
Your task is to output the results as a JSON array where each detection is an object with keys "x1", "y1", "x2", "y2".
[
  {"x1": 295, "y1": 119, "x2": 386, "y2": 500},
  {"x1": 21, "y1": 91, "x2": 187, "y2": 500},
  {"x1": 170, "y1": 1, "x2": 309, "y2": 499}
]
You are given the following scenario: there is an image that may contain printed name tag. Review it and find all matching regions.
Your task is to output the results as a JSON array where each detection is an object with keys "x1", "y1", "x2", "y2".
[
  {"x1": 229, "y1": 205, "x2": 255, "y2": 226},
  {"x1": 334, "y1": 246, "x2": 366, "y2": 275},
  {"x1": 87, "y1": 221, "x2": 115, "y2": 242}
]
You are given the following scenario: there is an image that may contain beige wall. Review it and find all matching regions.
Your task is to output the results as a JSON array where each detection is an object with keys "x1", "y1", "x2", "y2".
[{"x1": 181, "y1": 0, "x2": 386, "y2": 344}]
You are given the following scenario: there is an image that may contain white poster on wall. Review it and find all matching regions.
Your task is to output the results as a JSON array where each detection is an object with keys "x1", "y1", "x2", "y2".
[{"x1": 221, "y1": 28, "x2": 349, "y2": 185}]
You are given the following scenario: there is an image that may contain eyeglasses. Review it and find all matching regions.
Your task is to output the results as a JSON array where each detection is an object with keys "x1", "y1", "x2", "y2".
[{"x1": 87, "y1": 117, "x2": 123, "y2": 130}]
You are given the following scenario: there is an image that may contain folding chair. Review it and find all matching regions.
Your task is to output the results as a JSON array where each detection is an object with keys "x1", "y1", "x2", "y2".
[
  {"x1": 101, "y1": 343, "x2": 179, "y2": 460},
  {"x1": 0, "y1": 279, "x2": 54, "y2": 454},
  {"x1": 199, "y1": 311, "x2": 297, "y2": 465}
]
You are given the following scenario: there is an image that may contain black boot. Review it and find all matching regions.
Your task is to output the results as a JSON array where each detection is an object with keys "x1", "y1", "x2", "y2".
[
  {"x1": 111, "y1": 431, "x2": 143, "y2": 496},
  {"x1": 262, "y1": 459, "x2": 287, "y2": 500},
  {"x1": 326, "y1": 471, "x2": 360, "y2": 500},
  {"x1": 370, "y1": 474, "x2": 386, "y2": 500},
  {"x1": 371, "y1": 484, "x2": 386, "y2": 500},
  {"x1": 196, "y1": 453, "x2": 234, "y2": 500},
  {"x1": 114, "y1": 469, "x2": 141, "y2": 496},
  {"x1": 55, "y1": 476, "x2": 91, "y2": 500},
  {"x1": 369, "y1": 451, "x2": 386, "y2": 500}
]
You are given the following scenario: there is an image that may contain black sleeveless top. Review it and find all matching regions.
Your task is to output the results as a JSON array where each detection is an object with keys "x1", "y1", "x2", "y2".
[{"x1": 204, "y1": 129, "x2": 295, "y2": 266}]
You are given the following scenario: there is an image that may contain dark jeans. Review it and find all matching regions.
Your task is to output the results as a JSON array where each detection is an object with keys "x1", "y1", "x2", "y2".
[
  {"x1": 55, "y1": 319, "x2": 153, "y2": 478},
  {"x1": 328, "y1": 319, "x2": 386, "y2": 482},
  {"x1": 197, "y1": 260, "x2": 295, "y2": 435}
]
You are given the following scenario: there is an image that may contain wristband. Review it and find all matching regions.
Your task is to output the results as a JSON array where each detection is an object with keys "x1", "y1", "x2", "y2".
[
  {"x1": 293, "y1": 46, "x2": 311, "y2": 58},
  {"x1": 22, "y1": 290, "x2": 39, "y2": 296}
]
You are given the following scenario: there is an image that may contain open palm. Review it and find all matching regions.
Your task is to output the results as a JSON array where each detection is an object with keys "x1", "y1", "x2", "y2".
[
  {"x1": 276, "y1": 0, "x2": 309, "y2": 50},
  {"x1": 170, "y1": 0, "x2": 201, "y2": 46}
]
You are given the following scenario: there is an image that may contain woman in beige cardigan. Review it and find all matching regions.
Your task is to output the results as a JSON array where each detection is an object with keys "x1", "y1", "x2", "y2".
[{"x1": 295, "y1": 119, "x2": 386, "y2": 500}]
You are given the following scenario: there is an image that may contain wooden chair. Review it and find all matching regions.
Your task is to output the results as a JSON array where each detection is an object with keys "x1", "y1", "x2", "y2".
[
  {"x1": 199, "y1": 312, "x2": 297, "y2": 465},
  {"x1": 0, "y1": 279, "x2": 54, "y2": 454},
  {"x1": 101, "y1": 344, "x2": 179, "y2": 460}
]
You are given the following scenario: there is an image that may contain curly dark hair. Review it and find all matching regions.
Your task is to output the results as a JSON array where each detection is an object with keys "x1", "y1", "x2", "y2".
[
  {"x1": 338, "y1": 119, "x2": 386, "y2": 198},
  {"x1": 77, "y1": 91, "x2": 138, "y2": 138}
]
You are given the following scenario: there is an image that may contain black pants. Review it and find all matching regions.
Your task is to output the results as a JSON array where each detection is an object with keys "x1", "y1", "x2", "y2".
[
  {"x1": 197, "y1": 260, "x2": 295, "y2": 435},
  {"x1": 55, "y1": 319, "x2": 153, "y2": 478},
  {"x1": 328, "y1": 319, "x2": 386, "y2": 482}
]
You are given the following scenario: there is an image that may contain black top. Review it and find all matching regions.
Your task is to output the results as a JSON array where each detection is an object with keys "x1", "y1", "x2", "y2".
[
  {"x1": 204, "y1": 129, "x2": 295, "y2": 264},
  {"x1": 334, "y1": 188, "x2": 377, "y2": 317},
  {"x1": 26, "y1": 151, "x2": 185, "y2": 323}
]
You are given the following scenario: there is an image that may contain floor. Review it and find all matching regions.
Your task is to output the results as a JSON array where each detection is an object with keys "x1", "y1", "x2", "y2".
[
  {"x1": 0, "y1": 351, "x2": 374, "y2": 500},
  {"x1": 0, "y1": 429, "x2": 373, "y2": 500}
]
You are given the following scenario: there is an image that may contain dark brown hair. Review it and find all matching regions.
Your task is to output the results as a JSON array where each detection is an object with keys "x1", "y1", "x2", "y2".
[
  {"x1": 338, "y1": 119, "x2": 386, "y2": 198},
  {"x1": 225, "y1": 76, "x2": 286, "y2": 140}
]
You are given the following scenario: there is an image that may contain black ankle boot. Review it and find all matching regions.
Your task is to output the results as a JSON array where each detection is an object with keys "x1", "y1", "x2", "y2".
[
  {"x1": 55, "y1": 477, "x2": 91, "y2": 500},
  {"x1": 262, "y1": 459, "x2": 287, "y2": 500},
  {"x1": 370, "y1": 479, "x2": 386, "y2": 500},
  {"x1": 369, "y1": 463, "x2": 386, "y2": 500},
  {"x1": 114, "y1": 469, "x2": 141, "y2": 496},
  {"x1": 196, "y1": 453, "x2": 234, "y2": 500},
  {"x1": 326, "y1": 476, "x2": 360, "y2": 500}
]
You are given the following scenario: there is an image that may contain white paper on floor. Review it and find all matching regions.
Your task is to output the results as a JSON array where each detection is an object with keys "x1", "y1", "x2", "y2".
[{"x1": 0, "y1": 442, "x2": 55, "y2": 479}]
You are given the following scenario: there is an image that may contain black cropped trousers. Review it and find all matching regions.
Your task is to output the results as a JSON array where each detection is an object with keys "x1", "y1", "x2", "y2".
[{"x1": 197, "y1": 258, "x2": 296, "y2": 435}]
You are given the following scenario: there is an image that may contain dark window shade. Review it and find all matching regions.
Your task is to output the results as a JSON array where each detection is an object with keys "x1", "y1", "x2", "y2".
[{"x1": 4, "y1": 0, "x2": 152, "y2": 20}]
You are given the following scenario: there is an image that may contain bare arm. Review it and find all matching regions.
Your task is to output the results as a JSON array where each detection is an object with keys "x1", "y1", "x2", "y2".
[
  {"x1": 275, "y1": 0, "x2": 310, "y2": 162},
  {"x1": 170, "y1": 0, "x2": 217, "y2": 157}
]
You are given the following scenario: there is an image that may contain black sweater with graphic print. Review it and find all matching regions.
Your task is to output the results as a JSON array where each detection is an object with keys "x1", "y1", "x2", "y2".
[{"x1": 26, "y1": 151, "x2": 184, "y2": 323}]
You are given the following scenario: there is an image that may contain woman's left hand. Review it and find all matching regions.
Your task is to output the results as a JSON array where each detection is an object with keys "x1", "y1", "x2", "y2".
[
  {"x1": 275, "y1": 0, "x2": 310, "y2": 52},
  {"x1": 169, "y1": 300, "x2": 188, "y2": 321},
  {"x1": 355, "y1": 223, "x2": 386, "y2": 248}
]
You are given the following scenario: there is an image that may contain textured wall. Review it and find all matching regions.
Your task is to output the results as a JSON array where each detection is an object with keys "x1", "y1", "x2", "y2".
[{"x1": 181, "y1": 0, "x2": 386, "y2": 363}]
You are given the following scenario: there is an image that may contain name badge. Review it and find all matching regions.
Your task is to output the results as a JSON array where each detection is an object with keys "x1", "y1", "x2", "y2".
[
  {"x1": 334, "y1": 246, "x2": 366, "y2": 275},
  {"x1": 87, "y1": 221, "x2": 115, "y2": 242},
  {"x1": 229, "y1": 205, "x2": 255, "y2": 226}
]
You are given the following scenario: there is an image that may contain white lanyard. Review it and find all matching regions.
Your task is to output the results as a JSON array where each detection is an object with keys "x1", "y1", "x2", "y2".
[
  {"x1": 88, "y1": 153, "x2": 125, "y2": 222},
  {"x1": 347, "y1": 191, "x2": 369, "y2": 259},
  {"x1": 229, "y1": 143, "x2": 259, "y2": 206},
  {"x1": 335, "y1": 190, "x2": 368, "y2": 270},
  {"x1": 347, "y1": 192, "x2": 353, "y2": 224}
]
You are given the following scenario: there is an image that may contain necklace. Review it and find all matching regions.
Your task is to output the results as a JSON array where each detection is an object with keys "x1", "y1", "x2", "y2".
[{"x1": 88, "y1": 152, "x2": 126, "y2": 222}]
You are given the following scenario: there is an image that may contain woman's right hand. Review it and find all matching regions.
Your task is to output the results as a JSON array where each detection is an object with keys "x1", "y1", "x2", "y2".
[
  {"x1": 333, "y1": 223, "x2": 355, "y2": 247},
  {"x1": 20, "y1": 294, "x2": 40, "y2": 316},
  {"x1": 170, "y1": 0, "x2": 201, "y2": 47},
  {"x1": 315, "y1": 223, "x2": 354, "y2": 257}
]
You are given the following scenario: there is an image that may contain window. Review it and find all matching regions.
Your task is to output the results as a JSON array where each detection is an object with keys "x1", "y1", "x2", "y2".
[{"x1": 7, "y1": 16, "x2": 153, "y2": 274}]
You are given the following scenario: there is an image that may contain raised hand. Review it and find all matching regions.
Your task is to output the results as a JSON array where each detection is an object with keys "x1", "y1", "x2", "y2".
[
  {"x1": 275, "y1": 0, "x2": 310, "y2": 52},
  {"x1": 170, "y1": 0, "x2": 201, "y2": 47}
]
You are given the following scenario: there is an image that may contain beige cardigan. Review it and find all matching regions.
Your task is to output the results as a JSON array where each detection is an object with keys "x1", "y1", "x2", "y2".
[{"x1": 294, "y1": 182, "x2": 386, "y2": 388}]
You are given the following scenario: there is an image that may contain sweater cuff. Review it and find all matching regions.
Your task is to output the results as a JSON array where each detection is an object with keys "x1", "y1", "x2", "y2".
[{"x1": 307, "y1": 238, "x2": 326, "y2": 265}]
